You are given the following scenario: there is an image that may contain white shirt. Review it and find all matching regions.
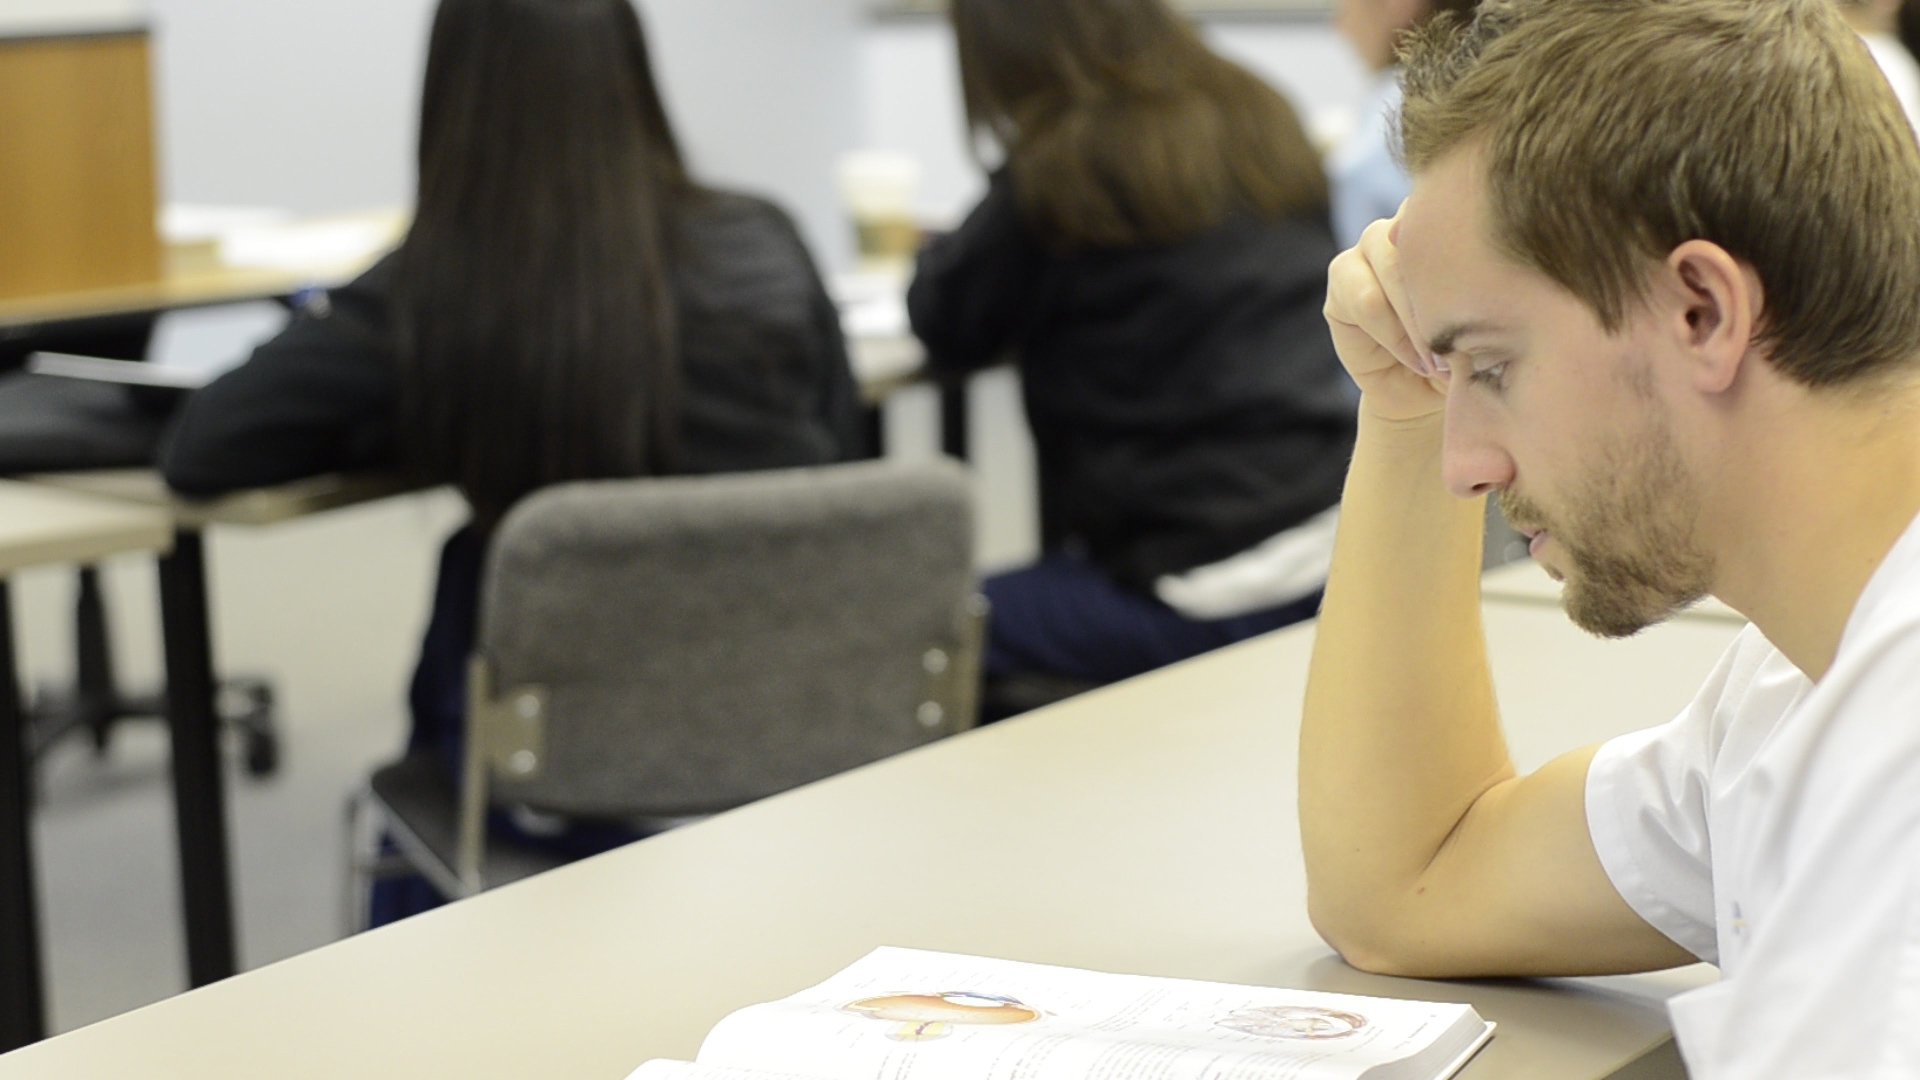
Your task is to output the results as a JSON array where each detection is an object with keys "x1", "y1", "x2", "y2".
[
  {"x1": 1328, "y1": 73, "x2": 1409, "y2": 250},
  {"x1": 1585, "y1": 511, "x2": 1920, "y2": 1078},
  {"x1": 1154, "y1": 506, "x2": 1338, "y2": 620}
]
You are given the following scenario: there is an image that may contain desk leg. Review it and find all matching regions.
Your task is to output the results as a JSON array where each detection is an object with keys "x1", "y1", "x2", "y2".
[
  {"x1": 939, "y1": 379, "x2": 971, "y2": 462},
  {"x1": 157, "y1": 530, "x2": 237, "y2": 986},
  {"x1": 0, "y1": 582, "x2": 48, "y2": 1050}
]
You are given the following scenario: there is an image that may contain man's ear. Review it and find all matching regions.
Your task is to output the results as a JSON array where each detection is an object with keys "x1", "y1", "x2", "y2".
[{"x1": 1664, "y1": 240, "x2": 1759, "y2": 395}]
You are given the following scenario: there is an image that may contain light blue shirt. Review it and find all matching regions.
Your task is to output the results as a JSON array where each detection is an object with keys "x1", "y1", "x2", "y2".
[{"x1": 1329, "y1": 73, "x2": 1409, "y2": 249}]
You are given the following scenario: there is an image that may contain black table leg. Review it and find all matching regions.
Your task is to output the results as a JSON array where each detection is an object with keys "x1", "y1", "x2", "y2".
[
  {"x1": 72, "y1": 566, "x2": 118, "y2": 750},
  {"x1": 860, "y1": 403, "x2": 886, "y2": 460},
  {"x1": 0, "y1": 581, "x2": 47, "y2": 1051},
  {"x1": 939, "y1": 378, "x2": 971, "y2": 462},
  {"x1": 156, "y1": 530, "x2": 237, "y2": 986}
]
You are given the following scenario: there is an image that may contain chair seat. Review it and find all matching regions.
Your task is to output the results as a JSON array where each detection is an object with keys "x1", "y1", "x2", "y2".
[{"x1": 367, "y1": 755, "x2": 571, "y2": 899}]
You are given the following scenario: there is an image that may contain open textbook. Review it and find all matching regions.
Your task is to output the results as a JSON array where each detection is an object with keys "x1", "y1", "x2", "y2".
[{"x1": 625, "y1": 948, "x2": 1494, "y2": 1080}]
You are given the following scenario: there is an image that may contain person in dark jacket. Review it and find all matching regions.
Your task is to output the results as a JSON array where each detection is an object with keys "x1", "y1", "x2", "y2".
[
  {"x1": 909, "y1": 0, "x2": 1357, "y2": 708},
  {"x1": 162, "y1": 0, "x2": 864, "y2": 919}
]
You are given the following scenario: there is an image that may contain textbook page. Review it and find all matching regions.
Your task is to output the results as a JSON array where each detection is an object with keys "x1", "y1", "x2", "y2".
[{"x1": 691, "y1": 948, "x2": 1492, "y2": 1080}]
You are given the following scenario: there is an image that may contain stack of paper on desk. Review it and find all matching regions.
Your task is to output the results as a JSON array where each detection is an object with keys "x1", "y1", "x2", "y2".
[{"x1": 627, "y1": 947, "x2": 1493, "y2": 1080}]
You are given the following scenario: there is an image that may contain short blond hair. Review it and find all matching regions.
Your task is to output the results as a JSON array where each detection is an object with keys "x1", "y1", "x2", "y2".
[{"x1": 1399, "y1": 0, "x2": 1920, "y2": 388}]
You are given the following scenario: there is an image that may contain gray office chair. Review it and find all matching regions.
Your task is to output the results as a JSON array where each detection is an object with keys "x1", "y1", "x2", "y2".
[{"x1": 346, "y1": 459, "x2": 982, "y2": 921}]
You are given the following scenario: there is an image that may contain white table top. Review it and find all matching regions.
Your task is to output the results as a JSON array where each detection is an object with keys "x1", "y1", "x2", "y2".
[
  {"x1": 0, "y1": 599, "x2": 1736, "y2": 1079},
  {"x1": 1481, "y1": 558, "x2": 1747, "y2": 625},
  {"x1": 0, "y1": 478, "x2": 170, "y2": 573}
]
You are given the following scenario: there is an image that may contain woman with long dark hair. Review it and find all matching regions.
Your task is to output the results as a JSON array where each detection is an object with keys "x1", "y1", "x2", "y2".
[
  {"x1": 163, "y1": 0, "x2": 863, "y2": 913},
  {"x1": 909, "y1": 0, "x2": 1356, "y2": 714}
]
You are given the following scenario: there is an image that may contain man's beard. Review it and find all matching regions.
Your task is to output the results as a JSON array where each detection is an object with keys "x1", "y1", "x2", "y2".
[{"x1": 1498, "y1": 417, "x2": 1713, "y2": 638}]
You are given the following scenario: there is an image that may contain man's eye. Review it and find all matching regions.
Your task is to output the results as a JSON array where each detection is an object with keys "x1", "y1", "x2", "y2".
[{"x1": 1467, "y1": 361, "x2": 1510, "y2": 391}]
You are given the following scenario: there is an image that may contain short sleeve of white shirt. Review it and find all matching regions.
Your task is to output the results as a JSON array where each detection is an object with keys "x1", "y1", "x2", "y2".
[{"x1": 1583, "y1": 625, "x2": 1786, "y2": 964}]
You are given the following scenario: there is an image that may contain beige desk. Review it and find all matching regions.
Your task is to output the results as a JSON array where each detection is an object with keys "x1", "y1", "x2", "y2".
[
  {"x1": 0, "y1": 481, "x2": 172, "y2": 571},
  {"x1": 1482, "y1": 558, "x2": 1747, "y2": 625},
  {"x1": 27, "y1": 469, "x2": 419, "y2": 528},
  {"x1": 0, "y1": 210, "x2": 925, "y2": 399},
  {"x1": 0, "y1": 211, "x2": 407, "y2": 331},
  {"x1": 0, "y1": 599, "x2": 1735, "y2": 1078},
  {"x1": 0, "y1": 213, "x2": 928, "y2": 453},
  {"x1": 0, "y1": 482, "x2": 172, "y2": 1052},
  {"x1": 834, "y1": 270, "x2": 928, "y2": 405}
]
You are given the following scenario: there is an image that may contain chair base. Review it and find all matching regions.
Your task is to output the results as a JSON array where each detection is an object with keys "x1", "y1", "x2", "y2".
[
  {"x1": 22, "y1": 563, "x2": 280, "y2": 780},
  {"x1": 28, "y1": 679, "x2": 280, "y2": 779}
]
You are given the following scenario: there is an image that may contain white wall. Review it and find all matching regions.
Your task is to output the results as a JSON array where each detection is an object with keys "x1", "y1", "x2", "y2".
[
  {"x1": 143, "y1": 0, "x2": 866, "y2": 269},
  {"x1": 858, "y1": 15, "x2": 1368, "y2": 225},
  {"x1": 142, "y1": 3, "x2": 1360, "y2": 266},
  {"x1": 1202, "y1": 19, "x2": 1370, "y2": 134},
  {"x1": 643, "y1": 0, "x2": 866, "y2": 270},
  {"x1": 147, "y1": 0, "x2": 434, "y2": 215}
]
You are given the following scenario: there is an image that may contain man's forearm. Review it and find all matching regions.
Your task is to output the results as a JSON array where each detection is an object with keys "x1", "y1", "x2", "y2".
[{"x1": 1299, "y1": 409, "x2": 1513, "y2": 964}]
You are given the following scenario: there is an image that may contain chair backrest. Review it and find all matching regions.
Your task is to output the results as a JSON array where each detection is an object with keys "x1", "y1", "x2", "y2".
[{"x1": 466, "y1": 458, "x2": 981, "y2": 822}]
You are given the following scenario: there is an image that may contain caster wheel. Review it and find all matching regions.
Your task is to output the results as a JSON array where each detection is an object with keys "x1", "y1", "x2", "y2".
[{"x1": 244, "y1": 730, "x2": 280, "y2": 778}]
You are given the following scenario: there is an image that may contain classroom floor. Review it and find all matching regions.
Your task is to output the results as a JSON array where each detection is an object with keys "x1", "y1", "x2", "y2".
[{"x1": 14, "y1": 337, "x2": 1037, "y2": 1034}]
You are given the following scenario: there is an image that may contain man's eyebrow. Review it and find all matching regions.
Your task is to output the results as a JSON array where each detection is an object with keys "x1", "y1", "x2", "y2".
[{"x1": 1427, "y1": 321, "x2": 1506, "y2": 356}]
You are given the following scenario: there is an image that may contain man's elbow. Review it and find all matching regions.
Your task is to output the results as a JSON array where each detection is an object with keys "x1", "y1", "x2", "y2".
[
  {"x1": 1306, "y1": 891, "x2": 1461, "y2": 979},
  {"x1": 1308, "y1": 894, "x2": 1402, "y2": 975}
]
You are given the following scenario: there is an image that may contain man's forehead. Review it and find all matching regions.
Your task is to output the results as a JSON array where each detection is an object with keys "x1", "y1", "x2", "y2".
[
  {"x1": 1396, "y1": 147, "x2": 1490, "y2": 270},
  {"x1": 1396, "y1": 145, "x2": 1549, "y2": 352}
]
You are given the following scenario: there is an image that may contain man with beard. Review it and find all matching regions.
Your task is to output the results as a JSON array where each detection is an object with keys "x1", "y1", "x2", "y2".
[{"x1": 1298, "y1": 1, "x2": 1920, "y2": 1076}]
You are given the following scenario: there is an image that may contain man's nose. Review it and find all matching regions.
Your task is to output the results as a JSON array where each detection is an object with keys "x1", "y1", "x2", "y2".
[{"x1": 1440, "y1": 390, "x2": 1515, "y2": 499}]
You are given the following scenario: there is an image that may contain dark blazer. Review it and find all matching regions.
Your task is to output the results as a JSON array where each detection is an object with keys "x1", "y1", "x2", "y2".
[{"x1": 908, "y1": 171, "x2": 1356, "y2": 589}]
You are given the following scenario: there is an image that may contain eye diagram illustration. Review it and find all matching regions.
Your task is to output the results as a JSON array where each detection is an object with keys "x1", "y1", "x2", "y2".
[
  {"x1": 1217, "y1": 1005, "x2": 1368, "y2": 1041},
  {"x1": 843, "y1": 991, "x2": 1043, "y2": 1042}
]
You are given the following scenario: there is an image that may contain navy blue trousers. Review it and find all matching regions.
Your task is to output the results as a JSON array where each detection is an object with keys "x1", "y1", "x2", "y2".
[{"x1": 982, "y1": 551, "x2": 1321, "y2": 687}]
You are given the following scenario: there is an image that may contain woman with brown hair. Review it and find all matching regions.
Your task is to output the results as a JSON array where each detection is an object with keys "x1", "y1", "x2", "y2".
[
  {"x1": 909, "y1": 0, "x2": 1356, "y2": 715},
  {"x1": 1329, "y1": 0, "x2": 1481, "y2": 246}
]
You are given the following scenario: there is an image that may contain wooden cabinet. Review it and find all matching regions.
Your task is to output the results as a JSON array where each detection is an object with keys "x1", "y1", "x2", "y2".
[{"x1": 0, "y1": 29, "x2": 160, "y2": 301}]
